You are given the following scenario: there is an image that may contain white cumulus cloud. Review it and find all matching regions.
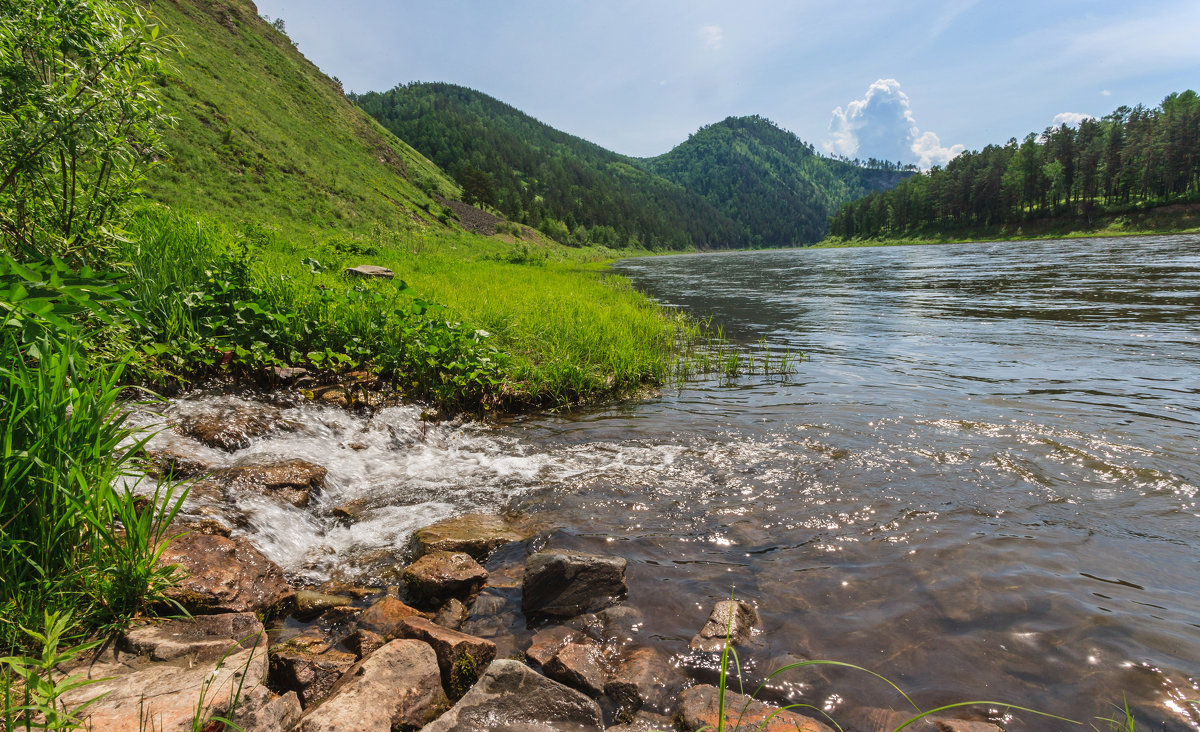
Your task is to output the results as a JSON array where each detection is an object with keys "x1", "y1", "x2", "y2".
[
  {"x1": 1051, "y1": 112, "x2": 1096, "y2": 127},
  {"x1": 698, "y1": 25, "x2": 723, "y2": 51},
  {"x1": 824, "y1": 78, "x2": 963, "y2": 169}
]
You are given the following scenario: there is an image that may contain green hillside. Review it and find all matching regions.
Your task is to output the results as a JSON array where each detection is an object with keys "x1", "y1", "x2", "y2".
[
  {"x1": 641, "y1": 115, "x2": 913, "y2": 246},
  {"x1": 143, "y1": 0, "x2": 458, "y2": 236},
  {"x1": 352, "y1": 82, "x2": 751, "y2": 250}
]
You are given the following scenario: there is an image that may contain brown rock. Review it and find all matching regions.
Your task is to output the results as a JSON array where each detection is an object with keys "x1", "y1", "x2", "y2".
[
  {"x1": 356, "y1": 595, "x2": 423, "y2": 638},
  {"x1": 677, "y1": 685, "x2": 834, "y2": 732},
  {"x1": 604, "y1": 711, "x2": 675, "y2": 731},
  {"x1": 235, "y1": 690, "x2": 302, "y2": 732},
  {"x1": 295, "y1": 640, "x2": 445, "y2": 732},
  {"x1": 402, "y1": 550, "x2": 488, "y2": 605},
  {"x1": 177, "y1": 403, "x2": 281, "y2": 451},
  {"x1": 60, "y1": 637, "x2": 268, "y2": 731},
  {"x1": 158, "y1": 532, "x2": 295, "y2": 616},
  {"x1": 220, "y1": 458, "x2": 327, "y2": 508},
  {"x1": 434, "y1": 597, "x2": 469, "y2": 630},
  {"x1": 394, "y1": 615, "x2": 497, "y2": 693},
  {"x1": 543, "y1": 642, "x2": 607, "y2": 698},
  {"x1": 121, "y1": 612, "x2": 263, "y2": 662},
  {"x1": 170, "y1": 517, "x2": 232, "y2": 538},
  {"x1": 604, "y1": 646, "x2": 678, "y2": 715},
  {"x1": 526, "y1": 625, "x2": 584, "y2": 667},
  {"x1": 422, "y1": 659, "x2": 603, "y2": 732},
  {"x1": 842, "y1": 708, "x2": 1001, "y2": 732},
  {"x1": 689, "y1": 600, "x2": 761, "y2": 652},
  {"x1": 342, "y1": 628, "x2": 385, "y2": 660},
  {"x1": 412, "y1": 513, "x2": 532, "y2": 560},
  {"x1": 268, "y1": 630, "x2": 357, "y2": 708}
]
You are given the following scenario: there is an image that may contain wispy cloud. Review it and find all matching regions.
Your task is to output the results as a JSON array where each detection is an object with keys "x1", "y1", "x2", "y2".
[
  {"x1": 697, "y1": 24, "x2": 723, "y2": 51},
  {"x1": 825, "y1": 78, "x2": 963, "y2": 169}
]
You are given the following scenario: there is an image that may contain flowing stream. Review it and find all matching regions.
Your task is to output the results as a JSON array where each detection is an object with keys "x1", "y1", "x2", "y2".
[{"x1": 134, "y1": 234, "x2": 1200, "y2": 729}]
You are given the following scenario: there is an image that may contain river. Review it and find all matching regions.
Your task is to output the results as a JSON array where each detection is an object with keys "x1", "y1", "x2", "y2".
[{"x1": 141, "y1": 234, "x2": 1200, "y2": 729}]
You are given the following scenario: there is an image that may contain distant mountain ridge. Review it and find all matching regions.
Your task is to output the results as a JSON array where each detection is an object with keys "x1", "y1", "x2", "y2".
[
  {"x1": 640, "y1": 115, "x2": 913, "y2": 246},
  {"x1": 355, "y1": 83, "x2": 910, "y2": 249}
]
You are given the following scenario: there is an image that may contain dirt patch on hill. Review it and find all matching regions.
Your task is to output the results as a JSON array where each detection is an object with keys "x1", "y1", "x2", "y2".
[{"x1": 436, "y1": 196, "x2": 501, "y2": 236}]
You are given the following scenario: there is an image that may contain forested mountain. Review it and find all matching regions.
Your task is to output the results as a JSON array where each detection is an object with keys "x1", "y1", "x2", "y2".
[
  {"x1": 353, "y1": 83, "x2": 750, "y2": 249},
  {"x1": 142, "y1": 0, "x2": 459, "y2": 236},
  {"x1": 829, "y1": 91, "x2": 1200, "y2": 239},
  {"x1": 641, "y1": 115, "x2": 913, "y2": 246}
]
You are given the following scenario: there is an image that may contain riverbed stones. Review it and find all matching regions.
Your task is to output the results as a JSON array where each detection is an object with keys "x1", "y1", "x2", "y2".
[
  {"x1": 421, "y1": 659, "x2": 604, "y2": 732},
  {"x1": 236, "y1": 691, "x2": 302, "y2": 732},
  {"x1": 543, "y1": 642, "x2": 607, "y2": 698},
  {"x1": 158, "y1": 532, "x2": 295, "y2": 616},
  {"x1": 343, "y1": 628, "x2": 385, "y2": 659},
  {"x1": 677, "y1": 685, "x2": 834, "y2": 732},
  {"x1": 412, "y1": 513, "x2": 532, "y2": 560},
  {"x1": 394, "y1": 615, "x2": 497, "y2": 692},
  {"x1": 220, "y1": 457, "x2": 327, "y2": 508},
  {"x1": 522, "y1": 550, "x2": 628, "y2": 618},
  {"x1": 121, "y1": 612, "x2": 263, "y2": 662},
  {"x1": 604, "y1": 646, "x2": 678, "y2": 715},
  {"x1": 344, "y1": 264, "x2": 394, "y2": 279},
  {"x1": 842, "y1": 708, "x2": 1002, "y2": 732},
  {"x1": 403, "y1": 550, "x2": 489, "y2": 605},
  {"x1": 296, "y1": 639, "x2": 445, "y2": 732},
  {"x1": 144, "y1": 447, "x2": 214, "y2": 479},
  {"x1": 356, "y1": 595, "x2": 424, "y2": 637},
  {"x1": 689, "y1": 600, "x2": 761, "y2": 652},
  {"x1": 176, "y1": 402, "x2": 282, "y2": 451},
  {"x1": 434, "y1": 597, "x2": 469, "y2": 629}
]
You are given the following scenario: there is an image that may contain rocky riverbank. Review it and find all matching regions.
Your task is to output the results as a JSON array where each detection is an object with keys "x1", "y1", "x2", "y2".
[{"x1": 73, "y1": 390, "x2": 1011, "y2": 731}]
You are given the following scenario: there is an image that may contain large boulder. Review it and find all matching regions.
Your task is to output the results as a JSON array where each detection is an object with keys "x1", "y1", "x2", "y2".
[
  {"x1": 297, "y1": 639, "x2": 445, "y2": 732},
  {"x1": 403, "y1": 551, "x2": 488, "y2": 605},
  {"x1": 421, "y1": 659, "x2": 604, "y2": 732},
  {"x1": 413, "y1": 513, "x2": 532, "y2": 561},
  {"x1": 394, "y1": 616, "x2": 497, "y2": 696},
  {"x1": 677, "y1": 685, "x2": 834, "y2": 732},
  {"x1": 268, "y1": 629, "x2": 358, "y2": 708},
  {"x1": 121, "y1": 612, "x2": 263, "y2": 662},
  {"x1": 61, "y1": 631, "x2": 269, "y2": 731},
  {"x1": 220, "y1": 458, "x2": 327, "y2": 508},
  {"x1": 689, "y1": 600, "x2": 761, "y2": 652},
  {"x1": 158, "y1": 532, "x2": 295, "y2": 616},
  {"x1": 521, "y1": 550, "x2": 627, "y2": 618}
]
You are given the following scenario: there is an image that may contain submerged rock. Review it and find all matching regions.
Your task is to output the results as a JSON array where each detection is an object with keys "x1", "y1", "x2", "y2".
[
  {"x1": 412, "y1": 513, "x2": 533, "y2": 561},
  {"x1": 526, "y1": 625, "x2": 584, "y2": 667},
  {"x1": 689, "y1": 600, "x2": 761, "y2": 652},
  {"x1": 677, "y1": 685, "x2": 833, "y2": 732},
  {"x1": 421, "y1": 659, "x2": 604, "y2": 732},
  {"x1": 220, "y1": 457, "x2": 327, "y2": 508},
  {"x1": 296, "y1": 639, "x2": 445, "y2": 732},
  {"x1": 144, "y1": 447, "x2": 215, "y2": 479},
  {"x1": 403, "y1": 550, "x2": 489, "y2": 605},
  {"x1": 176, "y1": 403, "x2": 282, "y2": 451},
  {"x1": 158, "y1": 532, "x2": 295, "y2": 616},
  {"x1": 522, "y1": 550, "x2": 628, "y2": 618},
  {"x1": 604, "y1": 646, "x2": 679, "y2": 716},
  {"x1": 843, "y1": 707, "x2": 1002, "y2": 732},
  {"x1": 294, "y1": 589, "x2": 352, "y2": 620},
  {"x1": 434, "y1": 597, "x2": 469, "y2": 630}
]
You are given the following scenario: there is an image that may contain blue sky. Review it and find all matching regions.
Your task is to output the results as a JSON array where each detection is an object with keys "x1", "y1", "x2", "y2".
[{"x1": 253, "y1": 0, "x2": 1200, "y2": 167}]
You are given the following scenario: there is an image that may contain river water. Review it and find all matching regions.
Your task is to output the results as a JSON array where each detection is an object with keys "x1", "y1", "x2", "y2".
[{"x1": 140, "y1": 234, "x2": 1200, "y2": 729}]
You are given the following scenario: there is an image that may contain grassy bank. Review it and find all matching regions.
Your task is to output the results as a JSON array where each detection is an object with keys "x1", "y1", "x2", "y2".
[{"x1": 816, "y1": 201, "x2": 1200, "y2": 248}]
